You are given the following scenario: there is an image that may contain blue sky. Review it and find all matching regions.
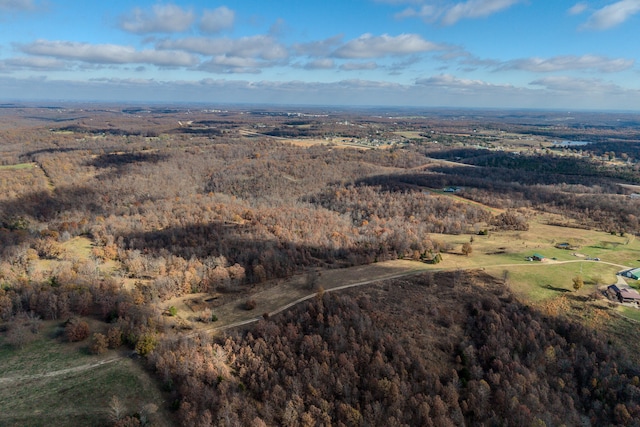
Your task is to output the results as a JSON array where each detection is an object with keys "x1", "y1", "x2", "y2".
[{"x1": 1, "y1": 0, "x2": 639, "y2": 110}]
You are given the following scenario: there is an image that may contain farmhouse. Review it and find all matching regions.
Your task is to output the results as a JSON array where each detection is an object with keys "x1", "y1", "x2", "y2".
[
  {"x1": 532, "y1": 254, "x2": 545, "y2": 261},
  {"x1": 607, "y1": 284, "x2": 640, "y2": 305},
  {"x1": 623, "y1": 268, "x2": 640, "y2": 280}
]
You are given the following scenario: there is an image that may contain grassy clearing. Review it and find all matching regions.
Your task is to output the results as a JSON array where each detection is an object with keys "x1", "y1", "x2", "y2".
[
  {"x1": 430, "y1": 214, "x2": 639, "y2": 270},
  {"x1": 62, "y1": 236, "x2": 94, "y2": 259},
  {"x1": 426, "y1": 210, "x2": 638, "y2": 303},
  {"x1": 485, "y1": 262, "x2": 620, "y2": 302},
  {"x1": 0, "y1": 162, "x2": 34, "y2": 170},
  {"x1": 617, "y1": 306, "x2": 640, "y2": 322},
  {"x1": 0, "y1": 323, "x2": 97, "y2": 377},
  {"x1": 0, "y1": 358, "x2": 169, "y2": 427},
  {"x1": 0, "y1": 323, "x2": 173, "y2": 427},
  {"x1": 31, "y1": 236, "x2": 122, "y2": 279}
]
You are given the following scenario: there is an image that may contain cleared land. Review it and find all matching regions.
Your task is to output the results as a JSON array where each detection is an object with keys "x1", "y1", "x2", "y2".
[
  {"x1": 0, "y1": 323, "x2": 173, "y2": 427},
  {"x1": 162, "y1": 213, "x2": 640, "y2": 333},
  {"x1": 0, "y1": 162, "x2": 35, "y2": 170}
]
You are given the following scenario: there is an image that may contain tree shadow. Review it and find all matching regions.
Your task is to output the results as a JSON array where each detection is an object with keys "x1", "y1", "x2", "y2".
[
  {"x1": 542, "y1": 284, "x2": 571, "y2": 293},
  {"x1": 88, "y1": 152, "x2": 168, "y2": 169},
  {"x1": 0, "y1": 186, "x2": 102, "y2": 223},
  {"x1": 120, "y1": 221, "x2": 393, "y2": 283}
]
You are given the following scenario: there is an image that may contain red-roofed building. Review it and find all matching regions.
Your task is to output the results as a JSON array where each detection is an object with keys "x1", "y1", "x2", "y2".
[{"x1": 608, "y1": 284, "x2": 640, "y2": 305}]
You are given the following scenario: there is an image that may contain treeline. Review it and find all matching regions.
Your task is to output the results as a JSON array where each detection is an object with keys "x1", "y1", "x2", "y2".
[
  {"x1": 309, "y1": 184, "x2": 492, "y2": 234},
  {"x1": 365, "y1": 147, "x2": 640, "y2": 233},
  {"x1": 150, "y1": 271, "x2": 640, "y2": 426}
]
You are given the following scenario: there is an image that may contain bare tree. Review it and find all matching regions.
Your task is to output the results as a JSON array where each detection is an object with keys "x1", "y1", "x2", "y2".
[{"x1": 109, "y1": 395, "x2": 126, "y2": 423}]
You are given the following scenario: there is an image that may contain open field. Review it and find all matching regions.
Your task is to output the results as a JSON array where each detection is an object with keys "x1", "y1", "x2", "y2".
[
  {"x1": 151, "y1": 204, "x2": 640, "y2": 334},
  {"x1": 430, "y1": 214, "x2": 638, "y2": 267},
  {"x1": 486, "y1": 262, "x2": 622, "y2": 301},
  {"x1": 420, "y1": 213, "x2": 640, "y2": 303},
  {"x1": 0, "y1": 322, "x2": 173, "y2": 427},
  {"x1": 30, "y1": 236, "x2": 119, "y2": 278},
  {"x1": 617, "y1": 306, "x2": 640, "y2": 322}
]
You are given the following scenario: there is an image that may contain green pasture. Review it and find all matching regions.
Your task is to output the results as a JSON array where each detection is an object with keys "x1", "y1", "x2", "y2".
[
  {"x1": 617, "y1": 306, "x2": 640, "y2": 322},
  {"x1": 485, "y1": 262, "x2": 621, "y2": 302},
  {"x1": 0, "y1": 323, "x2": 172, "y2": 427},
  {"x1": 0, "y1": 162, "x2": 34, "y2": 170}
]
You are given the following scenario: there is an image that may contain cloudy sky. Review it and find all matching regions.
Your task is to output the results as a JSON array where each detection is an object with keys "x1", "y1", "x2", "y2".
[{"x1": 1, "y1": 0, "x2": 639, "y2": 110}]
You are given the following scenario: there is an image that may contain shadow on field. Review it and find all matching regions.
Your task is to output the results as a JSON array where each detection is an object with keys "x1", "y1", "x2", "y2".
[{"x1": 543, "y1": 284, "x2": 571, "y2": 293}]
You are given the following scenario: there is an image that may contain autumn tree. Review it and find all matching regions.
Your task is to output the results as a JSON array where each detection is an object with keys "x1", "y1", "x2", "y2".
[
  {"x1": 572, "y1": 275, "x2": 584, "y2": 292},
  {"x1": 65, "y1": 318, "x2": 90, "y2": 342},
  {"x1": 461, "y1": 242, "x2": 473, "y2": 256},
  {"x1": 90, "y1": 333, "x2": 108, "y2": 354},
  {"x1": 6, "y1": 318, "x2": 35, "y2": 349}
]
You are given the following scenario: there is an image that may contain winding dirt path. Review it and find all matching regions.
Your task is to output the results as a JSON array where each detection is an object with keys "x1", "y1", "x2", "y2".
[
  {"x1": 209, "y1": 262, "x2": 433, "y2": 332},
  {"x1": 0, "y1": 356, "x2": 122, "y2": 384},
  {"x1": 0, "y1": 258, "x2": 632, "y2": 383}
]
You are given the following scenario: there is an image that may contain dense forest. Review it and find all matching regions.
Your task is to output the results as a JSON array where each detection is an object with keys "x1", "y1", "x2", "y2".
[{"x1": 150, "y1": 271, "x2": 640, "y2": 426}]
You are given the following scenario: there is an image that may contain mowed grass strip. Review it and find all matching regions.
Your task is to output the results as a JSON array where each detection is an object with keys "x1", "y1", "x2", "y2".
[
  {"x1": 0, "y1": 325, "x2": 173, "y2": 427},
  {"x1": 0, "y1": 358, "x2": 166, "y2": 427},
  {"x1": 0, "y1": 162, "x2": 34, "y2": 170},
  {"x1": 0, "y1": 323, "x2": 104, "y2": 377}
]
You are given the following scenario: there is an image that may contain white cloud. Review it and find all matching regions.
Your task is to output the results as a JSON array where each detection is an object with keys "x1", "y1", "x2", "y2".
[
  {"x1": 2, "y1": 56, "x2": 68, "y2": 70},
  {"x1": 582, "y1": 0, "x2": 640, "y2": 30},
  {"x1": 120, "y1": 4, "x2": 195, "y2": 34},
  {"x1": 568, "y1": 3, "x2": 588, "y2": 15},
  {"x1": 292, "y1": 34, "x2": 344, "y2": 57},
  {"x1": 303, "y1": 59, "x2": 335, "y2": 70},
  {"x1": 198, "y1": 56, "x2": 262, "y2": 74},
  {"x1": 442, "y1": 0, "x2": 524, "y2": 25},
  {"x1": 333, "y1": 33, "x2": 443, "y2": 59},
  {"x1": 200, "y1": 6, "x2": 235, "y2": 33},
  {"x1": 340, "y1": 61, "x2": 379, "y2": 71},
  {"x1": 392, "y1": 0, "x2": 524, "y2": 25},
  {"x1": 416, "y1": 73, "x2": 507, "y2": 90},
  {"x1": 0, "y1": 0, "x2": 34, "y2": 10},
  {"x1": 269, "y1": 18, "x2": 289, "y2": 37},
  {"x1": 498, "y1": 55, "x2": 634, "y2": 73},
  {"x1": 395, "y1": 5, "x2": 438, "y2": 21},
  {"x1": 529, "y1": 76, "x2": 624, "y2": 93},
  {"x1": 157, "y1": 36, "x2": 288, "y2": 61},
  {"x1": 19, "y1": 40, "x2": 199, "y2": 67}
]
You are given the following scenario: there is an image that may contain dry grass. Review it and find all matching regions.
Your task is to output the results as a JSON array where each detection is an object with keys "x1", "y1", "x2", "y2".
[{"x1": 167, "y1": 260, "x2": 433, "y2": 331}]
